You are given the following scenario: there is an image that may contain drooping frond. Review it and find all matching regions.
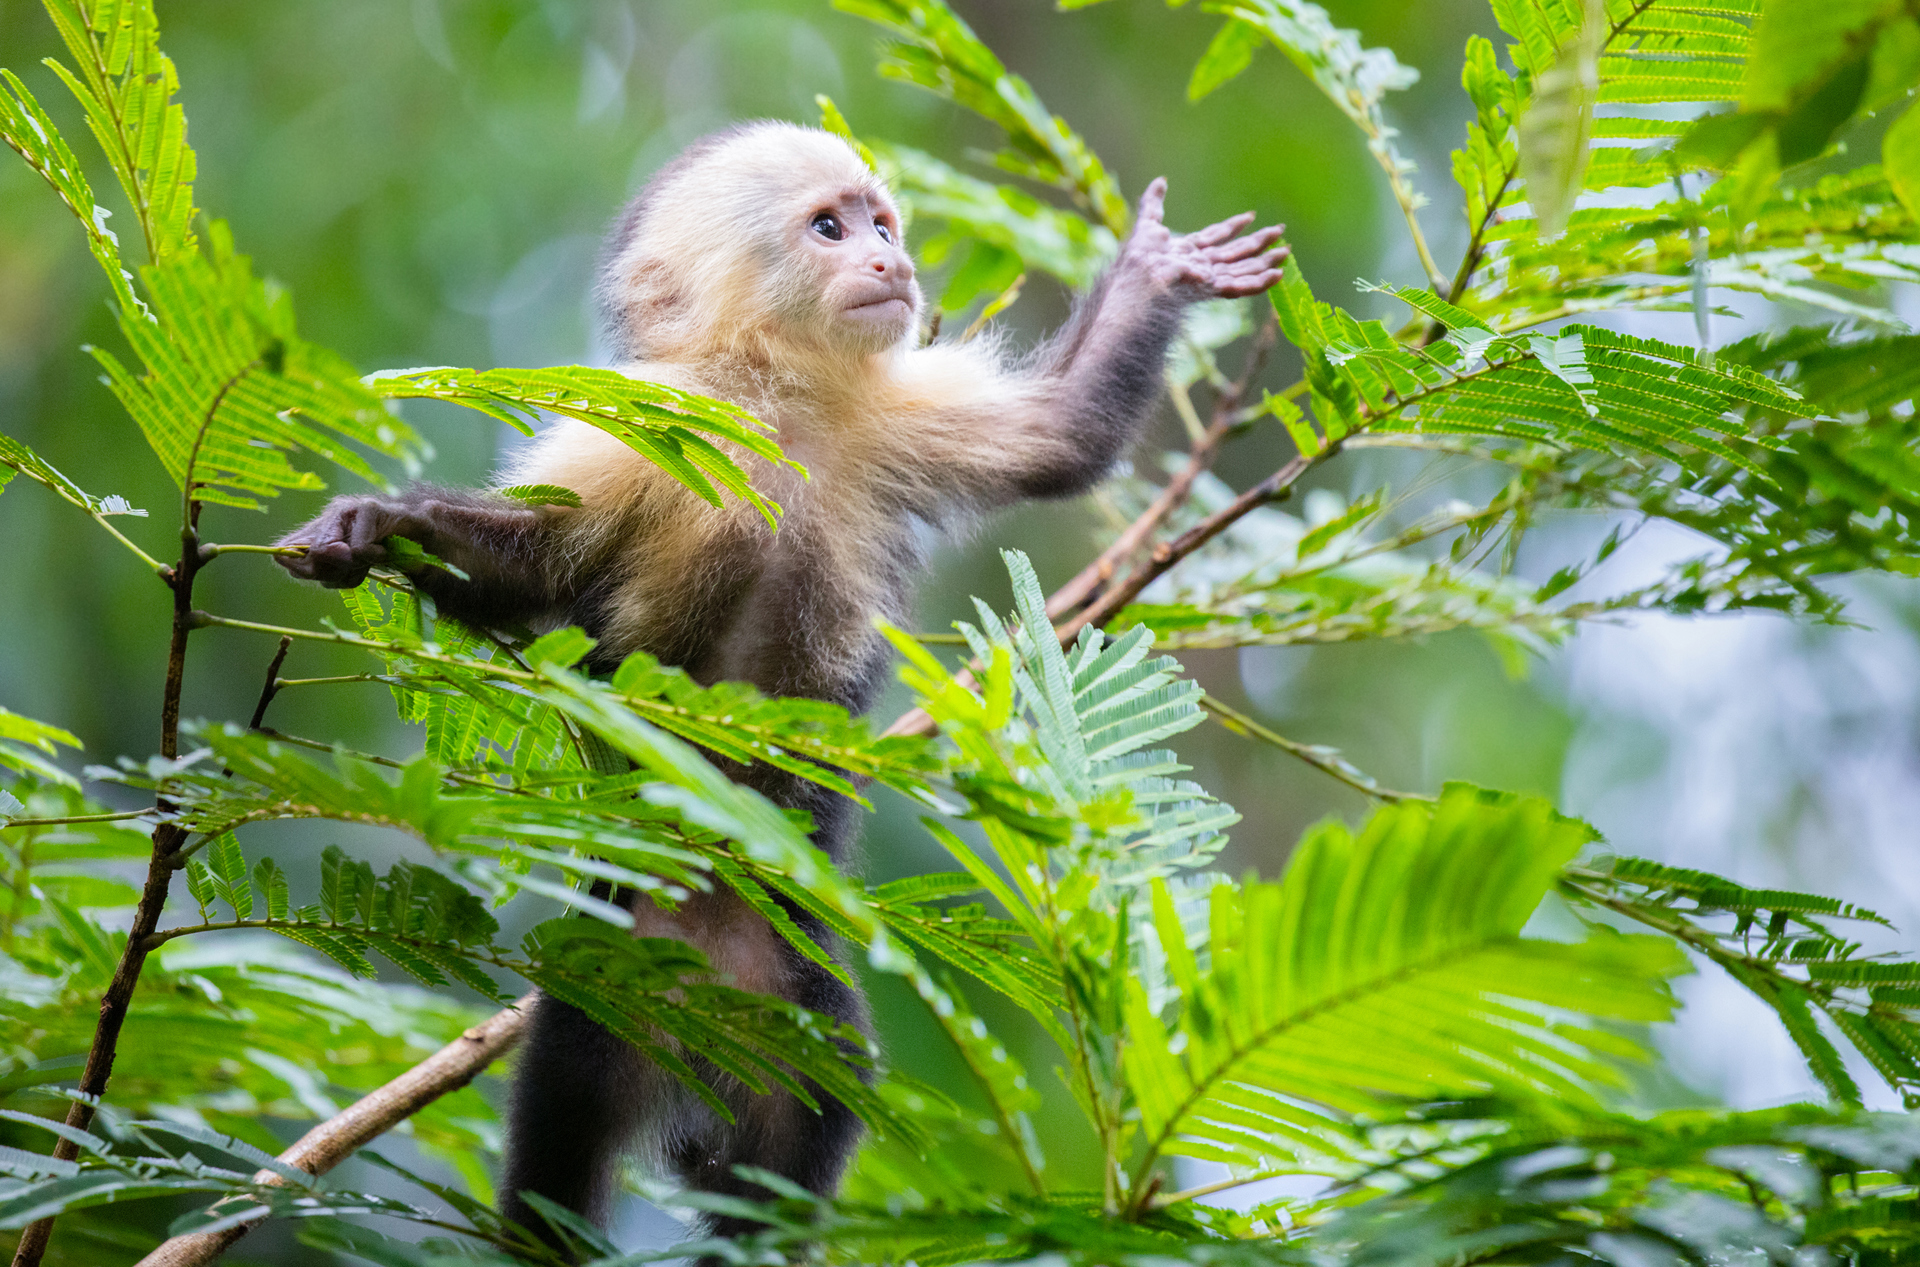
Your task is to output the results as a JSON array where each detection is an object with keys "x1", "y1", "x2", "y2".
[
  {"x1": 38, "y1": 0, "x2": 198, "y2": 265},
  {"x1": 1566, "y1": 855, "x2": 1920, "y2": 1107},
  {"x1": 1272, "y1": 262, "x2": 1807, "y2": 473},
  {"x1": 1123, "y1": 787, "x2": 1685, "y2": 1175},
  {"x1": 372, "y1": 366, "x2": 799, "y2": 528}
]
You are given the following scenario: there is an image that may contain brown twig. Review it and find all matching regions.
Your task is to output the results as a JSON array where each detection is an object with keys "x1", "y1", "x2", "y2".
[
  {"x1": 134, "y1": 999, "x2": 532, "y2": 1267},
  {"x1": 1058, "y1": 453, "x2": 1311, "y2": 644},
  {"x1": 246, "y1": 636, "x2": 293, "y2": 731},
  {"x1": 12, "y1": 524, "x2": 205, "y2": 1267}
]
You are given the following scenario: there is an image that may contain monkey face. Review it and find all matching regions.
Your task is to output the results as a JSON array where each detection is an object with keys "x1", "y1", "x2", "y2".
[
  {"x1": 796, "y1": 186, "x2": 921, "y2": 354},
  {"x1": 599, "y1": 124, "x2": 924, "y2": 363}
]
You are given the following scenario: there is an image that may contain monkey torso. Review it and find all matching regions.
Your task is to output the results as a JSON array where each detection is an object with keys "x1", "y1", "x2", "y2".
[{"x1": 511, "y1": 356, "x2": 948, "y2": 716}]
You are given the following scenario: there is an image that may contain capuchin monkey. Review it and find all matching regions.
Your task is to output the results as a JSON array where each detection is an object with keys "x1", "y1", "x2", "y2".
[{"x1": 276, "y1": 121, "x2": 1287, "y2": 1251}]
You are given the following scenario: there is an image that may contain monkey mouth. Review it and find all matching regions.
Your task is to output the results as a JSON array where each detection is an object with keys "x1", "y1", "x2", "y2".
[{"x1": 844, "y1": 295, "x2": 913, "y2": 317}]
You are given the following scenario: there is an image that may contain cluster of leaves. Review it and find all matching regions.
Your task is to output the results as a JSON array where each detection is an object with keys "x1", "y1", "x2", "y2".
[
  {"x1": 12, "y1": 554, "x2": 1920, "y2": 1267},
  {"x1": 5, "y1": 0, "x2": 1920, "y2": 1265}
]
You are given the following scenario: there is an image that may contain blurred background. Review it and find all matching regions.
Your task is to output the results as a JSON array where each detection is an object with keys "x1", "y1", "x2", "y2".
[{"x1": 2, "y1": 0, "x2": 1916, "y2": 1252}]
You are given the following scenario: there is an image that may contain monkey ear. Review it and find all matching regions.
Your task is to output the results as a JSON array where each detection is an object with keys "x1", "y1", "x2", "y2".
[{"x1": 1137, "y1": 176, "x2": 1169, "y2": 225}]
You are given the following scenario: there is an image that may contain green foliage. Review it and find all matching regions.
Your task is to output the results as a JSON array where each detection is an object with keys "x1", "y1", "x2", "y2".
[
  {"x1": 0, "y1": 713, "x2": 81, "y2": 794},
  {"x1": 1567, "y1": 856, "x2": 1920, "y2": 1109},
  {"x1": 1107, "y1": 468, "x2": 1571, "y2": 652},
  {"x1": 0, "y1": 3, "x2": 420, "y2": 513},
  {"x1": 372, "y1": 366, "x2": 795, "y2": 526},
  {"x1": 6, "y1": 0, "x2": 1920, "y2": 1264},
  {"x1": 875, "y1": 140, "x2": 1118, "y2": 294},
  {"x1": 951, "y1": 550, "x2": 1236, "y2": 885},
  {"x1": 1125, "y1": 788, "x2": 1683, "y2": 1176},
  {"x1": 834, "y1": 0, "x2": 1130, "y2": 232}
]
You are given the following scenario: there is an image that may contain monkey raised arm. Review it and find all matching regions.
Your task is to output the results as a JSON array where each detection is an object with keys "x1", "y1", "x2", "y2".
[
  {"x1": 275, "y1": 488, "x2": 570, "y2": 628},
  {"x1": 910, "y1": 179, "x2": 1287, "y2": 507}
]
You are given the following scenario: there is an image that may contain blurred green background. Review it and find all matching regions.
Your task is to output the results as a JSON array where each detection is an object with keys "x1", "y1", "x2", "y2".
[{"x1": 3, "y1": 0, "x2": 1918, "y2": 1254}]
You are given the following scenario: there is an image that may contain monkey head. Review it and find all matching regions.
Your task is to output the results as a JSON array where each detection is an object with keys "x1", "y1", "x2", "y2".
[{"x1": 598, "y1": 122, "x2": 922, "y2": 363}]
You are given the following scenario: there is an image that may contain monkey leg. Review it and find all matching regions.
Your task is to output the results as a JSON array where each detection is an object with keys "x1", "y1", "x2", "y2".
[
  {"x1": 672, "y1": 927, "x2": 872, "y2": 1249},
  {"x1": 501, "y1": 906, "x2": 871, "y2": 1257},
  {"x1": 500, "y1": 992, "x2": 660, "y2": 1249}
]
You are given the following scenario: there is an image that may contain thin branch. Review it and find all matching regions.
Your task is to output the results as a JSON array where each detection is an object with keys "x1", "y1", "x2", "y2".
[
  {"x1": 179, "y1": 359, "x2": 261, "y2": 530},
  {"x1": 13, "y1": 521, "x2": 204, "y2": 1267},
  {"x1": 193, "y1": 613, "x2": 536, "y2": 683},
  {"x1": 0, "y1": 809, "x2": 152, "y2": 827},
  {"x1": 885, "y1": 450, "x2": 1317, "y2": 739},
  {"x1": 246, "y1": 637, "x2": 292, "y2": 731},
  {"x1": 1375, "y1": 150, "x2": 1447, "y2": 294},
  {"x1": 1167, "y1": 372, "x2": 1209, "y2": 445},
  {"x1": 200, "y1": 543, "x2": 303, "y2": 558},
  {"x1": 1200, "y1": 696, "x2": 1428, "y2": 803},
  {"x1": 1442, "y1": 163, "x2": 1517, "y2": 310},
  {"x1": 133, "y1": 999, "x2": 531, "y2": 1267},
  {"x1": 1060, "y1": 452, "x2": 1313, "y2": 644},
  {"x1": 1155, "y1": 1167, "x2": 1295, "y2": 1207},
  {"x1": 251, "y1": 727, "x2": 409, "y2": 771},
  {"x1": 917, "y1": 985, "x2": 1047, "y2": 1196}
]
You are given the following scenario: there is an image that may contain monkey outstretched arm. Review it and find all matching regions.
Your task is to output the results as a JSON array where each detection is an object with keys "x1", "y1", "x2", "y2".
[
  {"x1": 907, "y1": 178, "x2": 1287, "y2": 507},
  {"x1": 275, "y1": 487, "x2": 568, "y2": 627}
]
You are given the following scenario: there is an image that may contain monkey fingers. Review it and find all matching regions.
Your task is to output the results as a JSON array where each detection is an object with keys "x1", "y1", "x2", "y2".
[
  {"x1": 1206, "y1": 223, "x2": 1287, "y2": 264},
  {"x1": 1187, "y1": 237, "x2": 1287, "y2": 295},
  {"x1": 1136, "y1": 175, "x2": 1170, "y2": 225},
  {"x1": 1186, "y1": 211, "x2": 1257, "y2": 249},
  {"x1": 276, "y1": 497, "x2": 424, "y2": 589}
]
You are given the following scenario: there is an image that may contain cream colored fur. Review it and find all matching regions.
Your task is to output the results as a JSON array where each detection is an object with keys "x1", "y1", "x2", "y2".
[{"x1": 502, "y1": 123, "x2": 1072, "y2": 692}]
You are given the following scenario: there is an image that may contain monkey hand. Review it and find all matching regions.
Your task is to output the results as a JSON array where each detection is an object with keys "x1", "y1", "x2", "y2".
[
  {"x1": 275, "y1": 495, "x2": 434, "y2": 589},
  {"x1": 1124, "y1": 177, "x2": 1289, "y2": 300}
]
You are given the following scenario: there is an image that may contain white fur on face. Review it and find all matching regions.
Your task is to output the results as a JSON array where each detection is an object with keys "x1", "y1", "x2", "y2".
[{"x1": 604, "y1": 122, "x2": 923, "y2": 363}]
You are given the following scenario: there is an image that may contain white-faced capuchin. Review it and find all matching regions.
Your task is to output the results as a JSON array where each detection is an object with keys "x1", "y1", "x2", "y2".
[{"x1": 276, "y1": 121, "x2": 1287, "y2": 1251}]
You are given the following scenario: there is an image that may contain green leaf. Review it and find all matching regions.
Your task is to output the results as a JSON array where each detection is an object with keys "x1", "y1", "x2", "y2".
[
  {"x1": 252, "y1": 856, "x2": 291, "y2": 921},
  {"x1": 1518, "y1": 0, "x2": 1603, "y2": 237},
  {"x1": 370, "y1": 365, "x2": 795, "y2": 528},
  {"x1": 1885, "y1": 101, "x2": 1920, "y2": 222},
  {"x1": 0, "y1": 430, "x2": 152, "y2": 529},
  {"x1": 953, "y1": 549, "x2": 1236, "y2": 885},
  {"x1": 1124, "y1": 786, "x2": 1685, "y2": 1174},
  {"x1": 496, "y1": 483, "x2": 582, "y2": 508},
  {"x1": 0, "y1": 707, "x2": 82, "y2": 789},
  {"x1": 834, "y1": 0, "x2": 1130, "y2": 232},
  {"x1": 1188, "y1": 19, "x2": 1261, "y2": 101},
  {"x1": 815, "y1": 93, "x2": 880, "y2": 173},
  {"x1": 1597, "y1": 856, "x2": 1892, "y2": 926},
  {"x1": 40, "y1": 0, "x2": 199, "y2": 264},
  {"x1": 96, "y1": 223, "x2": 422, "y2": 510},
  {"x1": 207, "y1": 833, "x2": 252, "y2": 920},
  {"x1": 1741, "y1": 0, "x2": 1892, "y2": 114},
  {"x1": 0, "y1": 67, "x2": 142, "y2": 312}
]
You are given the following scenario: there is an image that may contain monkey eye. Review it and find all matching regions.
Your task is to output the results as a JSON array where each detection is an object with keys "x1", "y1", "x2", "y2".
[
  {"x1": 810, "y1": 212, "x2": 844, "y2": 241},
  {"x1": 875, "y1": 222, "x2": 894, "y2": 244}
]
